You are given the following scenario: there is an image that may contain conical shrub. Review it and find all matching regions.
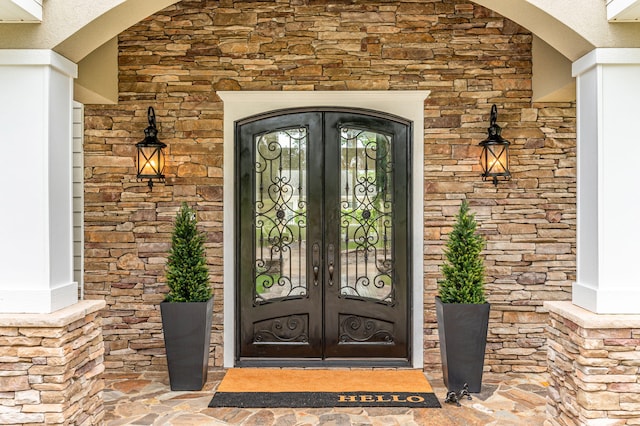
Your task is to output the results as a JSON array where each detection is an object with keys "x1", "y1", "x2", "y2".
[
  {"x1": 438, "y1": 200, "x2": 486, "y2": 304},
  {"x1": 165, "y1": 203, "x2": 212, "y2": 302}
]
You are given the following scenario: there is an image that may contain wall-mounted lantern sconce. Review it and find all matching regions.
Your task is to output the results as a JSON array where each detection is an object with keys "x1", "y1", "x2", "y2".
[
  {"x1": 136, "y1": 106, "x2": 166, "y2": 189},
  {"x1": 479, "y1": 104, "x2": 511, "y2": 186}
]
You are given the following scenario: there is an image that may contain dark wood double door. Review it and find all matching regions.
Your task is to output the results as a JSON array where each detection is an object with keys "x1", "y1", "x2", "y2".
[{"x1": 236, "y1": 108, "x2": 411, "y2": 364}]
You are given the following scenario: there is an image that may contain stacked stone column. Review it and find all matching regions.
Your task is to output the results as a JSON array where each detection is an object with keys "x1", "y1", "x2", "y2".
[
  {"x1": 546, "y1": 301, "x2": 640, "y2": 425},
  {"x1": 0, "y1": 300, "x2": 105, "y2": 425}
]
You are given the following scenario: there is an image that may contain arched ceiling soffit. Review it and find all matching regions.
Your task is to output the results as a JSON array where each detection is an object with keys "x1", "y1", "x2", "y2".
[
  {"x1": 473, "y1": 0, "x2": 640, "y2": 61},
  {"x1": 0, "y1": 0, "x2": 179, "y2": 63}
]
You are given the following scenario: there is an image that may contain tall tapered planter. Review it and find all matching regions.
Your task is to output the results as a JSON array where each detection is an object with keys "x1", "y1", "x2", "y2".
[
  {"x1": 162, "y1": 203, "x2": 213, "y2": 391},
  {"x1": 435, "y1": 296, "x2": 490, "y2": 393},
  {"x1": 161, "y1": 297, "x2": 213, "y2": 391}
]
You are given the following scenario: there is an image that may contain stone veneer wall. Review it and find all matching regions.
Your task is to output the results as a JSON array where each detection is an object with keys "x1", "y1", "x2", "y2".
[
  {"x1": 545, "y1": 302, "x2": 640, "y2": 426},
  {"x1": 83, "y1": 0, "x2": 576, "y2": 373},
  {"x1": 0, "y1": 301, "x2": 106, "y2": 426}
]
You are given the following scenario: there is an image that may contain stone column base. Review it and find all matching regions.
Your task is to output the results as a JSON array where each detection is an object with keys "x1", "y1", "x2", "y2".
[
  {"x1": 0, "y1": 300, "x2": 106, "y2": 425},
  {"x1": 545, "y1": 301, "x2": 640, "y2": 426}
]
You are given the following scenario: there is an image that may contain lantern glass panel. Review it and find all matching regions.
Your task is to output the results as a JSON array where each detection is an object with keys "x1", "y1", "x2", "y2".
[
  {"x1": 487, "y1": 145, "x2": 508, "y2": 175},
  {"x1": 481, "y1": 144, "x2": 509, "y2": 176},
  {"x1": 137, "y1": 146, "x2": 165, "y2": 177},
  {"x1": 480, "y1": 146, "x2": 488, "y2": 175},
  {"x1": 495, "y1": 145, "x2": 508, "y2": 173}
]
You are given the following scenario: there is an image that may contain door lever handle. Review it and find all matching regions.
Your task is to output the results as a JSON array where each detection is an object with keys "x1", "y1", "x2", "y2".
[
  {"x1": 312, "y1": 243, "x2": 320, "y2": 286},
  {"x1": 327, "y1": 243, "x2": 335, "y2": 286},
  {"x1": 328, "y1": 263, "x2": 334, "y2": 286}
]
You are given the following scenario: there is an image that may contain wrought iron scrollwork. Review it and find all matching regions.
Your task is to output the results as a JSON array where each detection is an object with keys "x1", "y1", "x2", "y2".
[
  {"x1": 338, "y1": 314, "x2": 394, "y2": 343},
  {"x1": 254, "y1": 128, "x2": 308, "y2": 304},
  {"x1": 253, "y1": 315, "x2": 309, "y2": 343},
  {"x1": 339, "y1": 127, "x2": 394, "y2": 304}
]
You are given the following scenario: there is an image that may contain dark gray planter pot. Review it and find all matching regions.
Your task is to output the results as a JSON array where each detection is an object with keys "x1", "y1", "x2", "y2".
[
  {"x1": 435, "y1": 296, "x2": 490, "y2": 393},
  {"x1": 160, "y1": 297, "x2": 213, "y2": 391}
]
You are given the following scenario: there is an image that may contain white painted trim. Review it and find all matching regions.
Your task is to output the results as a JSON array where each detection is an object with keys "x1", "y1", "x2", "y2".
[
  {"x1": 0, "y1": 282, "x2": 78, "y2": 314},
  {"x1": 572, "y1": 48, "x2": 640, "y2": 77},
  {"x1": 607, "y1": 0, "x2": 640, "y2": 21},
  {"x1": 0, "y1": 0, "x2": 42, "y2": 22},
  {"x1": 572, "y1": 282, "x2": 640, "y2": 314},
  {"x1": 219, "y1": 91, "x2": 429, "y2": 368},
  {"x1": 0, "y1": 49, "x2": 77, "y2": 77},
  {"x1": 72, "y1": 102, "x2": 84, "y2": 300}
]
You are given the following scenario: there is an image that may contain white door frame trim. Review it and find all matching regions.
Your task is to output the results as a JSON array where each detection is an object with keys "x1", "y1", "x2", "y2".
[{"x1": 219, "y1": 90, "x2": 429, "y2": 368}]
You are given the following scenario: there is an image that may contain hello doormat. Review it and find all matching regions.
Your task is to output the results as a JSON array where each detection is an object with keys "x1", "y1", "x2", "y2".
[{"x1": 208, "y1": 368, "x2": 441, "y2": 408}]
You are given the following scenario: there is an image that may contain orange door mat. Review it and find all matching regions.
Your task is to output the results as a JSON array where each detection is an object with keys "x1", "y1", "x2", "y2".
[{"x1": 209, "y1": 369, "x2": 441, "y2": 408}]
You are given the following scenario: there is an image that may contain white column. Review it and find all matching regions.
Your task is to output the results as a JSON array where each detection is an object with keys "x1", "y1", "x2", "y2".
[
  {"x1": 0, "y1": 50, "x2": 78, "y2": 313},
  {"x1": 573, "y1": 48, "x2": 640, "y2": 314}
]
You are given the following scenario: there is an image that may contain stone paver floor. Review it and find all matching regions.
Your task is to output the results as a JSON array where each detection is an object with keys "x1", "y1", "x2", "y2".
[{"x1": 104, "y1": 370, "x2": 549, "y2": 425}]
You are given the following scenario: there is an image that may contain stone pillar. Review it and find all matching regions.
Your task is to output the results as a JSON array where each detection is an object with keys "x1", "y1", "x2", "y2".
[
  {"x1": 572, "y1": 48, "x2": 640, "y2": 314},
  {"x1": 0, "y1": 50, "x2": 78, "y2": 313},
  {"x1": 0, "y1": 300, "x2": 106, "y2": 425},
  {"x1": 545, "y1": 301, "x2": 640, "y2": 426}
]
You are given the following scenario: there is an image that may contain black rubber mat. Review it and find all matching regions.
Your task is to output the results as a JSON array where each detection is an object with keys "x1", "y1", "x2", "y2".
[{"x1": 209, "y1": 391, "x2": 441, "y2": 408}]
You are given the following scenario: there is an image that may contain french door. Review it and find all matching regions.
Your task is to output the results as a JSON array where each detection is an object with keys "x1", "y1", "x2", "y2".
[{"x1": 236, "y1": 108, "x2": 411, "y2": 364}]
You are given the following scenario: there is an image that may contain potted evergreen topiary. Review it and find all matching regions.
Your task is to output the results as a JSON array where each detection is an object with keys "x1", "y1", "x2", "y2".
[
  {"x1": 160, "y1": 202, "x2": 213, "y2": 391},
  {"x1": 436, "y1": 199, "x2": 490, "y2": 398}
]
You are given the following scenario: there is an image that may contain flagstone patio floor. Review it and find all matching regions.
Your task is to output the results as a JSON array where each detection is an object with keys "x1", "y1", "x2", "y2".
[{"x1": 104, "y1": 370, "x2": 549, "y2": 425}]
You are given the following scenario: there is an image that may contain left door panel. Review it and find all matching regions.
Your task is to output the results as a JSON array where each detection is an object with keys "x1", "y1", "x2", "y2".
[{"x1": 237, "y1": 112, "x2": 324, "y2": 359}]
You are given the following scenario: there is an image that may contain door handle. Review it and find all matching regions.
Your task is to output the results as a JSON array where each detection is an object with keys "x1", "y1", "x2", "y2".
[
  {"x1": 312, "y1": 243, "x2": 320, "y2": 286},
  {"x1": 327, "y1": 243, "x2": 335, "y2": 286}
]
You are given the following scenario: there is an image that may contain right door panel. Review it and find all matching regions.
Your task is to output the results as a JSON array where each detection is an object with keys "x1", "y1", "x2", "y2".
[{"x1": 322, "y1": 112, "x2": 411, "y2": 359}]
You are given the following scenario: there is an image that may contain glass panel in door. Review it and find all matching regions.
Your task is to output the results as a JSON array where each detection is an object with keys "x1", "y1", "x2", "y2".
[
  {"x1": 339, "y1": 128, "x2": 394, "y2": 304},
  {"x1": 254, "y1": 128, "x2": 308, "y2": 302}
]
